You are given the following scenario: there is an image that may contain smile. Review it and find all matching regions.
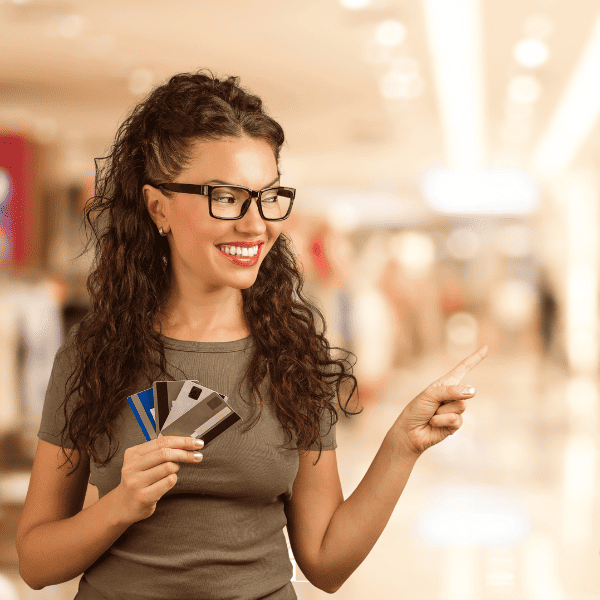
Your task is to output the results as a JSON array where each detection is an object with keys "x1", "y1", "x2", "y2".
[{"x1": 216, "y1": 242, "x2": 263, "y2": 266}]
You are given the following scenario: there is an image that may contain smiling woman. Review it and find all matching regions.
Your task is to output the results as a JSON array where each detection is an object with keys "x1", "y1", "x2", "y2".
[
  {"x1": 143, "y1": 136, "x2": 287, "y2": 314},
  {"x1": 16, "y1": 69, "x2": 361, "y2": 600}
]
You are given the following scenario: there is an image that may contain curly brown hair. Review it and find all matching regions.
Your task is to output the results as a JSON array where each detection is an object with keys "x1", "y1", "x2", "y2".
[{"x1": 58, "y1": 69, "x2": 361, "y2": 475}]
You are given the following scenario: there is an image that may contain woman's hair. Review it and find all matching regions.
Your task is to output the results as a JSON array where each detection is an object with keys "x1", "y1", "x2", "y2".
[{"x1": 59, "y1": 69, "x2": 361, "y2": 474}]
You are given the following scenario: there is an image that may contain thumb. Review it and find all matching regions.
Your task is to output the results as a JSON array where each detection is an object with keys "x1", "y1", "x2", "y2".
[{"x1": 425, "y1": 383, "x2": 476, "y2": 405}]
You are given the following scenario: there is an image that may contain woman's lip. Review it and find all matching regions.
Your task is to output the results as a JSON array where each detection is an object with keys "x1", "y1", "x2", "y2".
[
  {"x1": 216, "y1": 244, "x2": 262, "y2": 266},
  {"x1": 217, "y1": 241, "x2": 264, "y2": 248}
]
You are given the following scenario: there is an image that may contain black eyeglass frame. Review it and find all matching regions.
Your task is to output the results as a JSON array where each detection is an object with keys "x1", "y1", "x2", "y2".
[{"x1": 149, "y1": 182, "x2": 296, "y2": 221}]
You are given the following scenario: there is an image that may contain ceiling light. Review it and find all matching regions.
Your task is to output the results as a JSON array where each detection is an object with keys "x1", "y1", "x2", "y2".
[
  {"x1": 533, "y1": 10, "x2": 600, "y2": 174},
  {"x1": 339, "y1": 0, "x2": 371, "y2": 9},
  {"x1": 514, "y1": 38, "x2": 549, "y2": 68},
  {"x1": 491, "y1": 280, "x2": 537, "y2": 331},
  {"x1": 325, "y1": 203, "x2": 359, "y2": 232},
  {"x1": 423, "y1": 0, "x2": 487, "y2": 170},
  {"x1": 375, "y1": 19, "x2": 406, "y2": 47},
  {"x1": 420, "y1": 168, "x2": 540, "y2": 214},
  {"x1": 389, "y1": 231, "x2": 436, "y2": 278},
  {"x1": 508, "y1": 75, "x2": 541, "y2": 104}
]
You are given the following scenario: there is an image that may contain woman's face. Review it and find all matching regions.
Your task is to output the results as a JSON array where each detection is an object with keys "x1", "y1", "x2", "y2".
[{"x1": 144, "y1": 136, "x2": 284, "y2": 293}]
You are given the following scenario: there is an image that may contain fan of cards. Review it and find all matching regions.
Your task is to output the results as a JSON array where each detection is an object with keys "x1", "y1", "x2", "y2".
[{"x1": 127, "y1": 380, "x2": 241, "y2": 446}]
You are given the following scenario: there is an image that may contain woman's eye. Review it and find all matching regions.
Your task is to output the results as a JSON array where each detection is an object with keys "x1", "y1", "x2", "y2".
[
  {"x1": 262, "y1": 195, "x2": 278, "y2": 204},
  {"x1": 213, "y1": 196, "x2": 236, "y2": 204}
]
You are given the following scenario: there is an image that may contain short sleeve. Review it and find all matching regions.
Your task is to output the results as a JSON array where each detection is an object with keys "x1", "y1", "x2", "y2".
[
  {"x1": 37, "y1": 324, "x2": 80, "y2": 449},
  {"x1": 307, "y1": 399, "x2": 337, "y2": 451}
]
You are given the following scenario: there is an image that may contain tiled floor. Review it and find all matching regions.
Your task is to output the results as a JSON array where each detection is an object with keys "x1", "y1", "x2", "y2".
[{"x1": 1, "y1": 348, "x2": 599, "y2": 599}]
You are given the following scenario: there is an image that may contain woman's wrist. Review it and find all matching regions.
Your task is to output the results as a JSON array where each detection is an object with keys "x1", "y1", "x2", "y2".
[
  {"x1": 385, "y1": 424, "x2": 422, "y2": 463},
  {"x1": 106, "y1": 485, "x2": 137, "y2": 528}
]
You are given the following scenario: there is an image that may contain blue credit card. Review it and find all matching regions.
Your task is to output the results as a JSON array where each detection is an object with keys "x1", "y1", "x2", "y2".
[{"x1": 127, "y1": 386, "x2": 157, "y2": 441}]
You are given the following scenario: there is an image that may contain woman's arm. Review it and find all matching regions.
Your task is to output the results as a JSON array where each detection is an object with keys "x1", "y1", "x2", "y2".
[
  {"x1": 16, "y1": 440, "x2": 132, "y2": 590},
  {"x1": 322, "y1": 432, "x2": 418, "y2": 593},
  {"x1": 285, "y1": 432, "x2": 417, "y2": 594},
  {"x1": 285, "y1": 346, "x2": 487, "y2": 593},
  {"x1": 19, "y1": 488, "x2": 132, "y2": 590}
]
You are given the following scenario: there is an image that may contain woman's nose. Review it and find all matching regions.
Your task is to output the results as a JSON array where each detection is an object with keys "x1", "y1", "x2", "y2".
[{"x1": 235, "y1": 198, "x2": 267, "y2": 234}]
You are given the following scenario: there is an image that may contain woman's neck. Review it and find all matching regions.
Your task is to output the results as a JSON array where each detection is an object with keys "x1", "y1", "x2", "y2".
[{"x1": 153, "y1": 288, "x2": 250, "y2": 343}]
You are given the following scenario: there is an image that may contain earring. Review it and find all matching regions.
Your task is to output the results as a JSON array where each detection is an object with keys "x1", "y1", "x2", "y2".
[{"x1": 159, "y1": 227, "x2": 167, "y2": 236}]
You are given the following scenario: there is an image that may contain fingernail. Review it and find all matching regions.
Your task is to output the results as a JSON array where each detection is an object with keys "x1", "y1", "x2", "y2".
[
  {"x1": 193, "y1": 452, "x2": 203, "y2": 460},
  {"x1": 461, "y1": 386, "x2": 475, "y2": 395},
  {"x1": 193, "y1": 439, "x2": 204, "y2": 447}
]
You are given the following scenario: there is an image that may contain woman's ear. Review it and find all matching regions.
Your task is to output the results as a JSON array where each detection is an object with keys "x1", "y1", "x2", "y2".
[{"x1": 143, "y1": 184, "x2": 168, "y2": 230}]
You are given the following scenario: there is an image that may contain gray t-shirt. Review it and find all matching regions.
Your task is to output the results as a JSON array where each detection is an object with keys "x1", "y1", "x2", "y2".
[{"x1": 37, "y1": 324, "x2": 337, "y2": 600}]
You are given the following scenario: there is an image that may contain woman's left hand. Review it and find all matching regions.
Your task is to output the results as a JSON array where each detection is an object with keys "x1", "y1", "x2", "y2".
[{"x1": 390, "y1": 345, "x2": 488, "y2": 458}]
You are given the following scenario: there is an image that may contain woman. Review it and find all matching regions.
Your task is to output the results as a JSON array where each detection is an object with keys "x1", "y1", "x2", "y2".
[{"x1": 16, "y1": 70, "x2": 487, "y2": 599}]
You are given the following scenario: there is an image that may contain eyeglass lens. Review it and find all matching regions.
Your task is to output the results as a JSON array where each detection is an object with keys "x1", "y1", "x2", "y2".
[{"x1": 210, "y1": 187, "x2": 291, "y2": 219}]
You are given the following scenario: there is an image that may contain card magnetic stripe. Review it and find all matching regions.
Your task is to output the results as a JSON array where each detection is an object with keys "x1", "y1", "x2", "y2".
[
  {"x1": 191, "y1": 412, "x2": 241, "y2": 447},
  {"x1": 155, "y1": 381, "x2": 170, "y2": 433},
  {"x1": 158, "y1": 411, "x2": 241, "y2": 447},
  {"x1": 191, "y1": 406, "x2": 236, "y2": 439},
  {"x1": 128, "y1": 391, "x2": 157, "y2": 441}
]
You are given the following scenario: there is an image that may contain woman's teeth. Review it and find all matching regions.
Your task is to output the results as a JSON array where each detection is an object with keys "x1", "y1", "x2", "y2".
[{"x1": 220, "y1": 245, "x2": 259, "y2": 257}]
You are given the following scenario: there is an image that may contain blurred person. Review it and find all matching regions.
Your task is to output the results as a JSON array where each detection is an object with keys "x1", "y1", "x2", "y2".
[
  {"x1": 286, "y1": 213, "x2": 354, "y2": 353},
  {"x1": 16, "y1": 69, "x2": 488, "y2": 599},
  {"x1": 537, "y1": 270, "x2": 558, "y2": 357},
  {"x1": 306, "y1": 219, "x2": 354, "y2": 353},
  {"x1": 380, "y1": 242, "x2": 444, "y2": 365},
  {"x1": 379, "y1": 255, "x2": 415, "y2": 367},
  {"x1": 350, "y1": 232, "x2": 401, "y2": 405},
  {"x1": 0, "y1": 274, "x2": 63, "y2": 444},
  {"x1": 438, "y1": 267, "x2": 467, "y2": 318}
]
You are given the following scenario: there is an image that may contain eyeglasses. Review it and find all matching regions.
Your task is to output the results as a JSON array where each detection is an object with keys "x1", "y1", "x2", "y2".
[{"x1": 150, "y1": 182, "x2": 295, "y2": 221}]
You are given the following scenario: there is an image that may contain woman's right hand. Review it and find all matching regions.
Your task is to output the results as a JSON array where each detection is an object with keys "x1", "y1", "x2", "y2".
[{"x1": 114, "y1": 436, "x2": 204, "y2": 525}]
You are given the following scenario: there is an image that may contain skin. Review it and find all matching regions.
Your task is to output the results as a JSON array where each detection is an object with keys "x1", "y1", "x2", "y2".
[{"x1": 143, "y1": 136, "x2": 283, "y2": 342}]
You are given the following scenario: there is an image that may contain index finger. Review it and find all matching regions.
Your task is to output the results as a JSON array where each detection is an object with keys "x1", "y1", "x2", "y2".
[
  {"x1": 437, "y1": 345, "x2": 488, "y2": 386},
  {"x1": 139, "y1": 435, "x2": 203, "y2": 454}
]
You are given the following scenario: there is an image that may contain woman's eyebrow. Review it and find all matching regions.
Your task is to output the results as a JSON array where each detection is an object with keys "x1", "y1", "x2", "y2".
[{"x1": 207, "y1": 177, "x2": 280, "y2": 188}]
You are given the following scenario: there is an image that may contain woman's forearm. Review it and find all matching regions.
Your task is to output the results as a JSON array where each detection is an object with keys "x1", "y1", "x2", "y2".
[
  {"x1": 316, "y1": 429, "x2": 419, "y2": 593},
  {"x1": 18, "y1": 486, "x2": 132, "y2": 590}
]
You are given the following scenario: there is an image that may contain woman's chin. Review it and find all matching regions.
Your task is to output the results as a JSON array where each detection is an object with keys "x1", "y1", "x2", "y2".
[{"x1": 224, "y1": 273, "x2": 260, "y2": 290}]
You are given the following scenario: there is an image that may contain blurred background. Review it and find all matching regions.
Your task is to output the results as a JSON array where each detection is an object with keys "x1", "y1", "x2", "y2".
[{"x1": 0, "y1": 0, "x2": 598, "y2": 598}]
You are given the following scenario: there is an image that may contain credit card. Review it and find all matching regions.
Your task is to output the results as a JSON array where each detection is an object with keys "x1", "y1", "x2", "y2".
[
  {"x1": 127, "y1": 386, "x2": 157, "y2": 441},
  {"x1": 128, "y1": 380, "x2": 240, "y2": 446},
  {"x1": 159, "y1": 390, "x2": 241, "y2": 446},
  {"x1": 153, "y1": 380, "x2": 200, "y2": 434}
]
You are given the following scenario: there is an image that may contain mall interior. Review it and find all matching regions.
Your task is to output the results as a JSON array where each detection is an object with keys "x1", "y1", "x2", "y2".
[{"x1": 0, "y1": 0, "x2": 599, "y2": 598}]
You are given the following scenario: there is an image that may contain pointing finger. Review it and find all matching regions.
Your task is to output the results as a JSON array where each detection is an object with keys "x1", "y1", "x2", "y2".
[
  {"x1": 435, "y1": 345, "x2": 488, "y2": 386},
  {"x1": 427, "y1": 383, "x2": 476, "y2": 404}
]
